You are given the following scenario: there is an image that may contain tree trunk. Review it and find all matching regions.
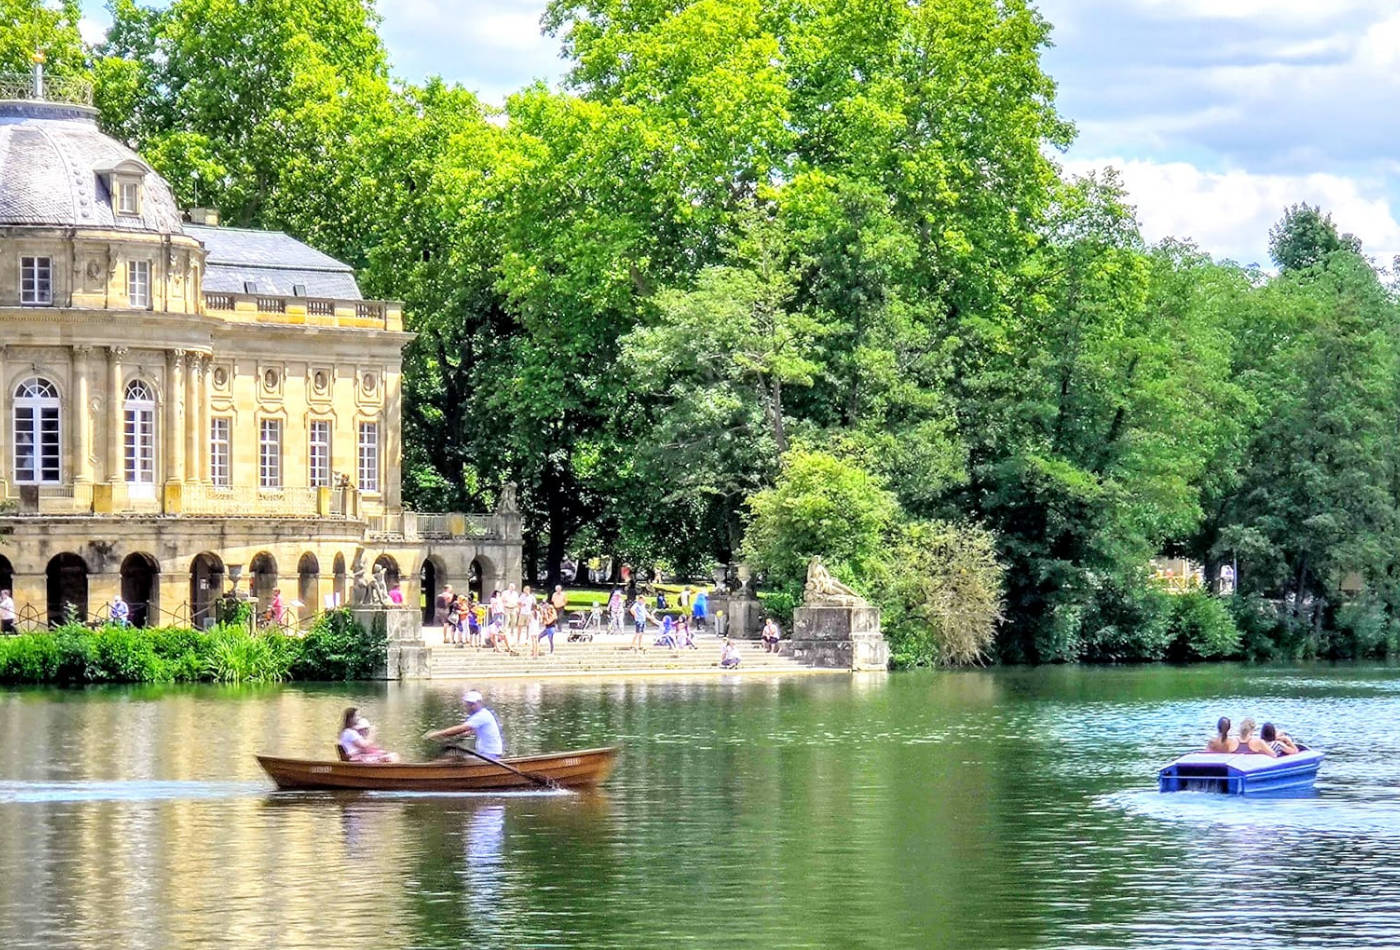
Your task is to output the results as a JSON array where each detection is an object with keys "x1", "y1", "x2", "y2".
[{"x1": 770, "y1": 376, "x2": 787, "y2": 454}]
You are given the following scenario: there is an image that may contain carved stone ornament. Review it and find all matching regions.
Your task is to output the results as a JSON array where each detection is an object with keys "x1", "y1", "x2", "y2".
[
  {"x1": 803, "y1": 556, "x2": 868, "y2": 607},
  {"x1": 496, "y1": 481, "x2": 519, "y2": 515}
]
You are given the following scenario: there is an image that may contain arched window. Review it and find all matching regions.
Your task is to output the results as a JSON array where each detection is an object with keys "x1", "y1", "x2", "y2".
[
  {"x1": 124, "y1": 379, "x2": 156, "y2": 492},
  {"x1": 13, "y1": 377, "x2": 60, "y2": 484}
]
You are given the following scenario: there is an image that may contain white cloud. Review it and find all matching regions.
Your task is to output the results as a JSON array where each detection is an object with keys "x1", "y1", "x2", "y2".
[
  {"x1": 77, "y1": 16, "x2": 107, "y2": 47},
  {"x1": 1065, "y1": 157, "x2": 1400, "y2": 268},
  {"x1": 1125, "y1": 0, "x2": 1391, "y2": 22}
]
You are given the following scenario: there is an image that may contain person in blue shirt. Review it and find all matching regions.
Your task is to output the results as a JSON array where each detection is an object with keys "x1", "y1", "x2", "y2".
[
  {"x1": 110, "y1": 596, "x2": 130, "y2": 627},
  {"x1": 691, "y1": 589, "x2": 708, "y2": 631}
]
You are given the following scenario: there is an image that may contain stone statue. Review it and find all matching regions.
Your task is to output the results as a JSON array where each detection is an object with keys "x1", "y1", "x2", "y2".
[
  {"x1": 803, "y1": 556, "x2": 866, "y2": 605},
  {"x1": 496, "y1": 481, "x2": 519, "y2": 514},
  {"x1": 368, "y1": 564, "x2": 391, "y2": 607},
  {"x1": 351, "y1": 565, "x2": 370, "y2": 606}
]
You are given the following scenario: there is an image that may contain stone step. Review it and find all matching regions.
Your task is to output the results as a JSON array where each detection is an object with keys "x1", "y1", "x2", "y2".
[{"x1": 420, "y1": 635, "x2": 815, "y2": 679}]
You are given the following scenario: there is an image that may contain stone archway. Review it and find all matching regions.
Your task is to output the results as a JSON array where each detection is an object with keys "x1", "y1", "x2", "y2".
[
  {"x1": 0, "y1": 554, "x2": 12, "y2": 600},
  {"x1": 189, "y1": 552, "x2": 225, "y2": 630},
  {"x1": 120, "y1": 552, "x2": 160, "y2": 627},
  {"x1": 297, "y1": 553, "x2": 319, "y2": 623},
  {"x1": 46, "y1": 552, "x2": 88, "y2": 626},
  {"x1": 419, "y1": 557, "x2": 442, "y2": 625},
  {"x1": 332, "y1": 553, "x2": 346, "y2": 607},
  {"x1": 469, "y1": 557, "x2": 485, "y2": 601},
  {"x1": 249, "y1": 552, "x2": 278, "y2": 613}
]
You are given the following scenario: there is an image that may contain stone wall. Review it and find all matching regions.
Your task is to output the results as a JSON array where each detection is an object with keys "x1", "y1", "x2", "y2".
[{"x1": 354, "y1": 605, "x2": 429, "y2": 680}]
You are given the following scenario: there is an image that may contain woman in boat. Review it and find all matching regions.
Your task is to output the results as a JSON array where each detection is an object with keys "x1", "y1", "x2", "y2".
[
  {"x1": 339, "y1": 708, "x2": 399, "y2": 763},
  {"x1": 1206, "y1": 716, "x2": 1238, "y2": 753},
  {"x1": 1260, "y1": 722, "x2": 1299, "y2": 756},
  {"x1": 1234, "y1": 717, "x2": 1276, "y2": 756}
]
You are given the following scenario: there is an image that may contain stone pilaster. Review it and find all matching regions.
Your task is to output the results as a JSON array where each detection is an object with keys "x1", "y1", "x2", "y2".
[
  {"x1": 106, "y1": 345, "x2": 125, "y2": 482},
  {"x1": 166, "y1": 348, "x2": 184, "y2": 484},
  {"x1": 185, "y1": 352, "x2": 201, "y2": 482},
  {"x1": 72, "y1": 345, "x2": 92, "y2": 482}
]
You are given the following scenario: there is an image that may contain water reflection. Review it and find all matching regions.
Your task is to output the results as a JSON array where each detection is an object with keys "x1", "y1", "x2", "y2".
[{"x1": 7, "y1": 668, "x2": 1400, "y2": 947}]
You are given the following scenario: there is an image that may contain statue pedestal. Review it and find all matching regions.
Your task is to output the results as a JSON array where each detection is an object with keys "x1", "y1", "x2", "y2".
[
  {"x1": 712, "y1": 593, "x2": 763, "y2": 639},
  {"x1": 785, "y1": 603, "x2": 888, "y2": 671},
  {"x1": 352, "y1": 606, "x2": 430, "y2": 680}
]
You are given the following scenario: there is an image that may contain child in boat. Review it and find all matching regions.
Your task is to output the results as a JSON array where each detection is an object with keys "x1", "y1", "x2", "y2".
[
  {"x1": 1206, "y1": 716, "x2": 1238, "y2": 753},
  {"x1": 1260, "y1": 722, "x2": 1299, "y2": 756},
  {"x1": 339, "y1": 708, "x2": 399, "y2": 763}
]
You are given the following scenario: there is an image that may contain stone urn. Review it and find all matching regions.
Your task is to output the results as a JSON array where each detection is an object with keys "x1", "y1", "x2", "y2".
[{"x1": 736, "y1": 563, "x2": 752, "y2": 595}]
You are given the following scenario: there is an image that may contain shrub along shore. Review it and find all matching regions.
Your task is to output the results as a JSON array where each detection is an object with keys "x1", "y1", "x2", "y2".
[{"x1": 0, "y1": 609, "x2": 385, "y2": 686}]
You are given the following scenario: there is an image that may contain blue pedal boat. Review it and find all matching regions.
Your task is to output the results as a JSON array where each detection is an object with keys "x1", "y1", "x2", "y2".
[{"x1": 1158, "y1": 749, "x2": 1323, "y2": 795}]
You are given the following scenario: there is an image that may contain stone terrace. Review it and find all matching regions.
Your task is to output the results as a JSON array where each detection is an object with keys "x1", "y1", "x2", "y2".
[{"x1": 421, "y1": 629, "x2": 826, "y2": 680}]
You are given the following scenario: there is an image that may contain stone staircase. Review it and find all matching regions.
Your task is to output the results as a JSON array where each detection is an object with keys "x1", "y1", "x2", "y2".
[{"x1": 421, "y1": 630, "x2": 823, "y2": 680}]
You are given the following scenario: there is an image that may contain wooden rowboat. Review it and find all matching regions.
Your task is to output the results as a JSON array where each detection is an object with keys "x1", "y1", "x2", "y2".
[{"x1": 256, "y1": 746, "x2": 620, "y2": 792}]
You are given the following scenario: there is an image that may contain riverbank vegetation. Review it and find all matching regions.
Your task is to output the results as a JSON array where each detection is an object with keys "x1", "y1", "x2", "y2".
[
  {"x1": 0, "y1": 610, "x2": 385, "y2": 686},
  {"x1": 9, "y1": 1, "x2": 1400, "y2": 665}
]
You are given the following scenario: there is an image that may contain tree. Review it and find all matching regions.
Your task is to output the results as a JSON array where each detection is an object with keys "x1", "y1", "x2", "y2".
[
  {"x1": 742, "y1": 449, "x2": 897, "y2": 601},
  {"x1": 1269, "y1": 203, "x2": 1362, "y2": 273},
  {"x1": 0, "y1": 0, "x2": 85, "y2": 77}
]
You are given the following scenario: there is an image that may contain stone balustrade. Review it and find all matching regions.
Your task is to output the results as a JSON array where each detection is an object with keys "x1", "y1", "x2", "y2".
[{"x1": 202, "y1": 292, "x2": 402, "y2": 332}]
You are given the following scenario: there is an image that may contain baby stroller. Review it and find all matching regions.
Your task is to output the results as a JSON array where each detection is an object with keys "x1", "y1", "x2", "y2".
[{"x1": 567, "y1": 610, "x2": 594, "y2": 642}]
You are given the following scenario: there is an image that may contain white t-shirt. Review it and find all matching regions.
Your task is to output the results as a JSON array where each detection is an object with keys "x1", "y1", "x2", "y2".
[
  {"x1": 466, "y1": 708, "x2": 504, "y2": 757},
  {"x1": 339, "y1": 728, "x2": 362, "y2": 757},
  {"x1": 0, "y1": 596, "x2": 13, "y2": 622},
  {"x1": 503, "y1": 590, "x2": 520, "y2": 609}
]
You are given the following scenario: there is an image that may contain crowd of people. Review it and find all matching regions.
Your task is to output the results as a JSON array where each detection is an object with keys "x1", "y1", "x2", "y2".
[{"x1": 428, "y1": 582, "x2": 770, "y2": 668}]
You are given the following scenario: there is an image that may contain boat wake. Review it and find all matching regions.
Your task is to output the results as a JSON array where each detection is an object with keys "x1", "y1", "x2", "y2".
[
  {"x1": 1099, "y1": 787, "x2": 1400, "y2": 838},
  {"x1": 0, "y1": 779, "x2": 267, "y2": 804}
]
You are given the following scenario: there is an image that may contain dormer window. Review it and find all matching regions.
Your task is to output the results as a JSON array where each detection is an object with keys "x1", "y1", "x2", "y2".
[
  {"x1": 98, "y1": 160, "x2": 151, "y2": 218},
  {"x1": 118, "y1": 180, "x2": 140, "y2": 215}
]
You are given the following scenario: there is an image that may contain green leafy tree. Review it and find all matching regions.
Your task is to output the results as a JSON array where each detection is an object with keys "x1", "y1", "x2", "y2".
[
  {"x1": 0, "y1": 0, "x2": 85, "y2": 76},
  {"x1": 1269, "y1": 203, "x2": 1362, "y2": 273},
  {"x1": 742, "y1": 449, "x2": 897, "y2": 600}
]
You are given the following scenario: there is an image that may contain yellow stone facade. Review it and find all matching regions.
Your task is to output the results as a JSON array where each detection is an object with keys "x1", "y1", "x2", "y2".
[{"x1": 0, "y1": 93, "x2": 520, "y2": 629}]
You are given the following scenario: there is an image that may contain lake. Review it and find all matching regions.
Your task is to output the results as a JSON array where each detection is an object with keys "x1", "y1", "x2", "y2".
[{"x1": 3, "y1": 665, "x2": 1400, "y2": 948}]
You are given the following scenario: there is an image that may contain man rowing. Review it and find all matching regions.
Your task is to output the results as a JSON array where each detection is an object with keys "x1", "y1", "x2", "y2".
[{"x1": 425, "y1": 689, "x2": 504, "y2": 759}]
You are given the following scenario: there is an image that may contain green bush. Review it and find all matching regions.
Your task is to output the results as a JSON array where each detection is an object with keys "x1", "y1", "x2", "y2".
[
  {"x1": 1329, "y1": 596, "x2": 1398, "y2": 659},
  {"x1": 295, "y1": 608, "x2": 385, "y2": 680},
  {"x1": 0, "y1": 611, "x2": 381, "y2": 686},
  {"x1": 1077, "y1": 575, "x2": 1173, "y2": 662},
  {"x1": 1165, "y1": 588, "x2": 1242, "y2": 660},
  {"x1": 868, "y1": 520, "x2": 1005, "y2": 668}
]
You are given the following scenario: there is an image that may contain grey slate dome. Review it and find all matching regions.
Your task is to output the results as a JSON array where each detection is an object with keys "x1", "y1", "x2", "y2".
[{"x1": 0, "y1": 100, "x2": 184, "y2": 233}]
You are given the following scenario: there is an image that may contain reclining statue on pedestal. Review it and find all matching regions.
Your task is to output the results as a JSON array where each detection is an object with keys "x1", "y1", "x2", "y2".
[{"x1": 803, "y1": 556, "x2": 867, "y2": 606}]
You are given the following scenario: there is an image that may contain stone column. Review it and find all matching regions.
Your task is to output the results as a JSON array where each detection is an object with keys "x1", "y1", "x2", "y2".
[
  {"x1": 72, "y1": 346, "x2": 92, "y2": 482},
  {"x1": 185, "y1": 353, "x2": 202, "y2": 483},
  {"x1": 106, "y1": 346, "x2": 126, "y2": 482},
  {"x1": 166, "y1": 348, "x2": 185, "y2": 484}
]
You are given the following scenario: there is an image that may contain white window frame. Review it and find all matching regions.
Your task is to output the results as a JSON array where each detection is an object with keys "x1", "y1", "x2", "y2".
[
  {"x1": 210, "y1": 417, "x2": 231, "y2": 487},
  {"x1": 259, "y1": 418, "x2": 282, "y2": 489},
  {"x1": 13, "y1": 377, "x2": 61, "y2": 484},
  {"x1": 309, "y1": 419, "x2": 332, "y2": 488},
  {"x1": 118, "y1": 181, "x2": 140, "y2": 215},
  {"x1": 20, "y1": 256, "x2": 52, "y2": 306},
  {"x1": 357, "y1": 421, "x2": 379, "y2": 494},
  {"x1": 123, "y1": 380, "x2": 157, "y2": 495},
  {"x1": 128, "y1": 260, "x2": 151, "y2": 308}
]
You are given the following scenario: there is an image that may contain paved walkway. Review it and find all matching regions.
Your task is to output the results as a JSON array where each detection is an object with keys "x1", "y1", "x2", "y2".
[{"x1": 419, "y1": 627, "x2": 829, "y2": 680}]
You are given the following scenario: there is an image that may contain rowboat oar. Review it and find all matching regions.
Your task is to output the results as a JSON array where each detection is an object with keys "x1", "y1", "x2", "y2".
[{"x1": 441, "y1": 741, "x2": 560, "y2": 791}]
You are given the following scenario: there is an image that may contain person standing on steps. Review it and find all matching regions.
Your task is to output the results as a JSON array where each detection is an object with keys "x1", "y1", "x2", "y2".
[
  {"x1": 630, "y1": 597, "x2": 650, "y2": 652},
  {"x1": 425, "y1": 690, "x2": 505, "y2": 759}
]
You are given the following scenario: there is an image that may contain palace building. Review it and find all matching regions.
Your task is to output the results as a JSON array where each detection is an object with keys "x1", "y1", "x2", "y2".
[{"x1": 0, "y1": 72, "x2": 519, "y2": 629}]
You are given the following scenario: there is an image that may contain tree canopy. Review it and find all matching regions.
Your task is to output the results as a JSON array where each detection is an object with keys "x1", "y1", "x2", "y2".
[{"x1": 14, "y1": 0, "x2": 1400, "y2": 663}]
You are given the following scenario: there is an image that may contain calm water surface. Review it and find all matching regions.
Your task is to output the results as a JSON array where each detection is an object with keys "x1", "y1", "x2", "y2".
[{"x1": 3, "y1": 665, "x2": 1400, "y2": 948}]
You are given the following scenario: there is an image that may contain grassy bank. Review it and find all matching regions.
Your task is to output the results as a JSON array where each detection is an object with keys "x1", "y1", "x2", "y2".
[{"x1": 0, "y1": 609, "x2": 385, "y2": 686}]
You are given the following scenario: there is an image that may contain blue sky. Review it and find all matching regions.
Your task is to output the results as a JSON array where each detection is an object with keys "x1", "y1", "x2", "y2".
[{"x1": 77, "y1": 0, "x2": 1400, "y2": 268}]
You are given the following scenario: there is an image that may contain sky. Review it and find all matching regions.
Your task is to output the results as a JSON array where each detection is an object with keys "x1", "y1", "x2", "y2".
[{"x1": 75, "y1": 0, "x2": 1400, "y2": 269}]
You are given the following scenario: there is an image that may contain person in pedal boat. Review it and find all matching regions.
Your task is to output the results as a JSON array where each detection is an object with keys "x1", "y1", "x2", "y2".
[
  {"x1": 339, "y1": 707, "x2": 399, "y2": 763},
  {"x1": 425, "y1": 690, "x2": 504, "y2": 759},
  {"x1": 1205, "y1": 716, "x2": 1239, "y2": 753}
]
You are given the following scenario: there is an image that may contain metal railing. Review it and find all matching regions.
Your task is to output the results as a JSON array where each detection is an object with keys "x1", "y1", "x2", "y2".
[{"x1": 0, "y1": 73, "x2": 93, "y2": 106}]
